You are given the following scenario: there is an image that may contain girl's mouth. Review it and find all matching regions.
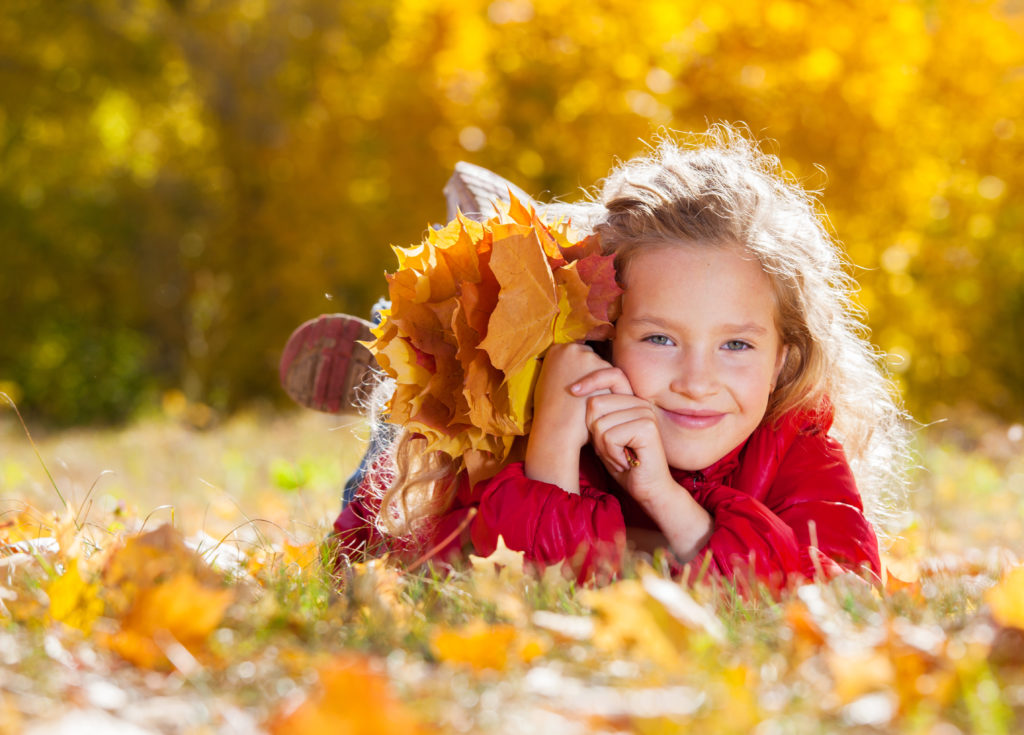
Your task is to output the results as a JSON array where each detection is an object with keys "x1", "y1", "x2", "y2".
[{"x1": 661, "y1": 408, "x2": 725, "y2": 430}]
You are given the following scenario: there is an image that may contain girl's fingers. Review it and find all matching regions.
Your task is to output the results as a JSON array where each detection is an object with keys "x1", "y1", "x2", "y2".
[
  {"x1": 571, "y1": 366, "x2": 634, "y2": 397},
  {"x1": 586, "y1": 401, "x2": 661, "y2": 472}
]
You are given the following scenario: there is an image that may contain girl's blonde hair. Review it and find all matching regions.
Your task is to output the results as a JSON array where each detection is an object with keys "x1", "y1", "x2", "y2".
[
  {"x1": 369, "y1": 124, "x2": 909, "y2": 538},
  {"x1": 595, "y1": 125, "x2": 910, "y2": 530}
]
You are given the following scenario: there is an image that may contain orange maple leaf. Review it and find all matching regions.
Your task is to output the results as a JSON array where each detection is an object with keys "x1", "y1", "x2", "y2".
[
  {"x1": 368, "y1": 195, "x2": 621, "y2": 468},
  {"x1": 267, "y1": 656, "x2": 432, "y2": 735},
  {"x1": 99, "y1": 524, "x2": 234, "y2": 670}
]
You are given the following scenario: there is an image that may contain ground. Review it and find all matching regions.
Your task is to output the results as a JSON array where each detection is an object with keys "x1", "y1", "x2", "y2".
[{"x1": 1, "y1": 405, "x2": 1023, "y2": 734}]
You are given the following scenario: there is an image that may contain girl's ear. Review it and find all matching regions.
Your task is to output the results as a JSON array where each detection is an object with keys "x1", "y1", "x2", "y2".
[{"x1": 771, "y1": 344, "x2": 790, "y2": 389}]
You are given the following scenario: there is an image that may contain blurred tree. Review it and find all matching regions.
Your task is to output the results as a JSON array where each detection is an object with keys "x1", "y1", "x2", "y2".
[{"x1": 0, "y1": 0, "x2": 1021, "y2": 425}]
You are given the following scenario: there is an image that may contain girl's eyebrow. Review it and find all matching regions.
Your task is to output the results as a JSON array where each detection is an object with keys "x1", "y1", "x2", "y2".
[
  {"x1": 629, "y1": 316, "x2": 770, "y2": 336},
  {"x1": 722, "y1": 323, "x2": 769, "y2": 336}
]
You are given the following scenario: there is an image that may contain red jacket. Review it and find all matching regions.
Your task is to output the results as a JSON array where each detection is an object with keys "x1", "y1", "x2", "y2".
[{"x1": 332, "y1": 406, "x2": 881, "y2": 587}]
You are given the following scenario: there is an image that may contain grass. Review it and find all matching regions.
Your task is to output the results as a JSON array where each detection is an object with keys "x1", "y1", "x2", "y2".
[{"x1": 0, "y1": 404, "x2": 1022, "y2": 734}]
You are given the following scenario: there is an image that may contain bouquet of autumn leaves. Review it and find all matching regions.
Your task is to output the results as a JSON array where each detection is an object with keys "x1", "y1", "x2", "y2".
[{"x1": 368, "y1": 195, "x2": 621, "y2": 479}]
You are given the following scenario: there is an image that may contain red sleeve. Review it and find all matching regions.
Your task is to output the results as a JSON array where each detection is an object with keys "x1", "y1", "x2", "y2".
[
  {"x1": 470, "y1": 459, "x2": 627, "y2": 583},
  {"x1": 687, "y1": 487, "x2": 803, "y2": 589},
  {"x1": 690, "y1": 429, "x2": 881, "y2": 587},
  {"x1": 761, "y1": 430, "x2": 882, "y2": 580},
  {"x1": 330, "y1": 470, "x2": 477, "y2": 568},
  {"x1": 331, "y1": 491, "x2": 390, "y2": 562}
]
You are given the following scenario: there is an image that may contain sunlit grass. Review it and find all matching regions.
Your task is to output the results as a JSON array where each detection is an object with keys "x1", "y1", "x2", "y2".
[{"x1": 1, "y1": 407, "x2": 1022, "y2": 733}]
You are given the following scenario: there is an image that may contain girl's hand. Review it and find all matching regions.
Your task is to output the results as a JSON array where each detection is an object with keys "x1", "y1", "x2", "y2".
[
  {"x1": 581, "y1": 389, "x2": 674, "y2": 502},
  {"x1": 579, "y1": 378, "x2": 714, "y2": 562},
  {"x1": 525, "y1": 342, "x2": 626, "y2": 493}
]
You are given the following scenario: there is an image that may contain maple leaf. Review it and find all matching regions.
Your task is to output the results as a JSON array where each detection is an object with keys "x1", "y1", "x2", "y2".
[
  {"x1": 469, "y1": 534, "x2": 526, "y2": 582},
  {"x1": 431, "y1": 622, "x2": 518, "y2": 671},
  {"x1": 368, "y1": 195, "x2": 621, "y2": 468},
  {"x1": 99, "y1": 524, "x2": 234, "y2": 670},
  {"x1": 431, "y1": 620, "x2": 549, "y2": 672},
  {"x1": 267, "y1": 655, "x2": 432, "y2": 735},
  {"x1": 552, "y1": 260, "x2": 608, "y2": 343},
  {"x1": 104, "y1": 572, "x2": 234, "y2": 670},
  {"x1": 478, "y1": 225, "x2": 558, "y2": 375}
]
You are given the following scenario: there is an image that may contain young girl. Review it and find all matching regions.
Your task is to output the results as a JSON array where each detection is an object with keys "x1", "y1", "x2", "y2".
[{"x1": 330, "y1": 128, "x2": 907, "y2": 587}]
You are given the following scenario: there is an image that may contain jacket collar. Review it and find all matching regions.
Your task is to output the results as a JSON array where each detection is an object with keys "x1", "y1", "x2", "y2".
[{"x1": 669, "y1": 439, "x2": 745, "y2": 487}]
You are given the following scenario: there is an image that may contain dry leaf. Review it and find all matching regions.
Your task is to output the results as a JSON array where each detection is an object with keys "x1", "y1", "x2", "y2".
[
  {"x1": 479, "y1": 226, "x2": 558, "y2": 375},
  {"x1": 368, "y1": 195, "x2": 621, "y2": 466},
  {"x1": 348, "y1": 556, "x2": 405, "y2": 617},
  {"x1": 582, "y1": 579, "x2": 690, "y2": 671},
  {"x1": 99, "y1": 524, "x2": 233, "y2": 669},
  {"x1": 986, "y1": 564, "x2": 1024, "y2": 630},
  {"x1": 267, "y1": 656, "x2": 431, "y2": 735},
  {"x1": 431, "y1": 621, "x2": 518, "y2": 671},
  {"x1": 282, "y1": 541, "x2": 319, "y2": 570},
  {"x1": 469, "y1": 535, "x2": 525, "y2": 582},
  {"x1": 46, "y1": 558, "x2": 103, "y2": 634},
  {"x1": 103, "y1": 572, "x2": 233, "y2": 669}
]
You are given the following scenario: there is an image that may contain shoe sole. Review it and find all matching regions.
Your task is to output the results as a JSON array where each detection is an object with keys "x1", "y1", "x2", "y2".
[{"x1": 279, "y1": 314, "x2": 378, "y2": 413}]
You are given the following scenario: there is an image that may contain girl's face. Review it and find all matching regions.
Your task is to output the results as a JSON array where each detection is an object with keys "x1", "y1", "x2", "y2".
[{"x1": 612, "y1": 244, "x2": 788, "y2": 472}]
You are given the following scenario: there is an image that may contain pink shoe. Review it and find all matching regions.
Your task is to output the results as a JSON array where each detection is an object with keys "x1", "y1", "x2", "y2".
[{"x1": 279, "y1": 314, "x2": 378, "y2": 413}]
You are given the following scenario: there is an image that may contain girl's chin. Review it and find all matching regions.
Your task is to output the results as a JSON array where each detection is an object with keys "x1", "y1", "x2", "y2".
[{"x1": 664, "y1": 437, "x2": 736, "y2": 472}]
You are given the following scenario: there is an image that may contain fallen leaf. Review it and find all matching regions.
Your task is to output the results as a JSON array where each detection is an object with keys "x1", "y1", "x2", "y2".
[
  {"x1": 582, "y1": 579, "x2": 690, "y2": 671},
  {"x1": 283, "y1": 541, "x2": 320, "y2": 570},
  {"x1": 827, "y1": 649, "x2": 896, "y2": 704},
  {"x1": 267, "y1": 656, "x2": 432, "y2": 735},
  {"x1": 986, "y1": 564, "x2": 1024, "y2": 630},
  {"x1": 46, "y1": 558, "x2": 103, "y2": 634},
  {"x1": 99, "y1": 525, "x2": 234, "y2": 669},
  {"x1": 432, "y1": 621, "x2": 518, "y2": 671},
  {"x1": 103, "y1": 572, "x2": 234, "y2": 669},
  {"x1": 469, "y1": 535, "x2": 526, "y2": 583}
]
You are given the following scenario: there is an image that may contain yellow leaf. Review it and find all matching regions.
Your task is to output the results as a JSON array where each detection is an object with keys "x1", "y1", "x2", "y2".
[
  {"x1": 99, "y1": 525, "x2": 233, "y2": 669},
  {"x1": 431, "y1": 621, "x2": 518, "y2": 671},
  {"x1": 283, "y1": 541, "x2": 319, "y2": 570},
  {"x1": 469, "y1": 534, "x2": 526, "y2": 582},
  {"x1": 552, "y1": 261, "x2": 604, "y2": 343},
  {"x1": 827, "y1": 649, "x2": 896, "y2": 704},
  {"x1": 502, "y1": 357, "x2": 541, "y2": 430},
  {"x1": 348, "y1": 556, "x2": 405, "y2": 617},
  {"x1": 46, "y1": 558, "x2": 103, "y2": 634},
  {"x1": 582, "y1": 579, "x2": 691, "y2": 671},
  {"x1": 986, "y1": 564, "x2": 1024, "y2": 630}
]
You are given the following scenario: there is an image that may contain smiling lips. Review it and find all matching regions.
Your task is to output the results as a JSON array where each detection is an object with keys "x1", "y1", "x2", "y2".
[{"x1": 661, "y1": 408, "x2": 726, "y2": 430}]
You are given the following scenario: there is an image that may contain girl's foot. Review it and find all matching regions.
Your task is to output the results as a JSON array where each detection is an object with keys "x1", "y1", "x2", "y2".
[{"x1": 279, "y1": 314, "x2": 378, "y2": 413}]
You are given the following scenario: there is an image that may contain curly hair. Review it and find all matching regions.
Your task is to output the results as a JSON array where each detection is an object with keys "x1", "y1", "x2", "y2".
[{"x1": 594, "y1": 125, "x2": 910, "y2": 531}]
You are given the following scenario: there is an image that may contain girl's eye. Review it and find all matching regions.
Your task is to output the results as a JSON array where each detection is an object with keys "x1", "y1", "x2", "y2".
[
  {"x1": 723, "y1": 340, "x2": 753, "y2": 351},
  {"x1": 644, "y1": 334, "x2": 673, "y2": 346}
]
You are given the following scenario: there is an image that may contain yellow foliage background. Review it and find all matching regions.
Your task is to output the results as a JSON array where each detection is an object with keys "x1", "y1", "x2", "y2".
[{"x1": 1, "y1": 0, "x2": 1021, "y2": 424}]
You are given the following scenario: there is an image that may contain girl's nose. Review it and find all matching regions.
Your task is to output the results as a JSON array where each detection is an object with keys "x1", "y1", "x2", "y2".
[{"x1": 670, "y1": 350, "x2": 718, "y2": 399}]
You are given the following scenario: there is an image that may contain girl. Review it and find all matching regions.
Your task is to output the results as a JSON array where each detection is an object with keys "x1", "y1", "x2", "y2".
[{"x1": 331, "y1": 127, "x2": 908, "y2": 587}]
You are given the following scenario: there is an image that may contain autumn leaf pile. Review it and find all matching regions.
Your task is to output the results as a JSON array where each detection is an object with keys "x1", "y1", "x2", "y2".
[{"x1": 369, "y1": 195, "x2": 620, "y2": 467}]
